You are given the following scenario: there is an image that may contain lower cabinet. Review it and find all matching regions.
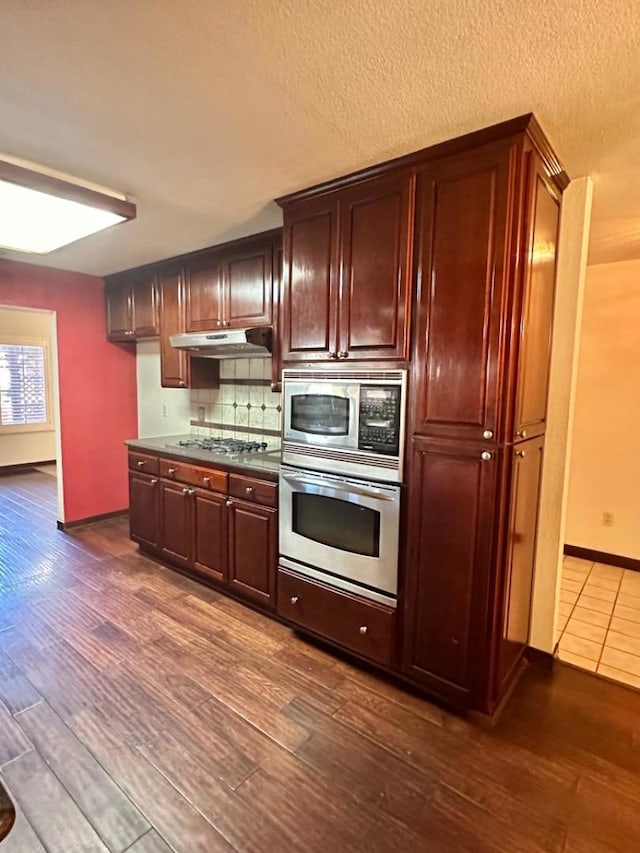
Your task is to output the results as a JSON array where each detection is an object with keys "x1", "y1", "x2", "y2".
[
  {"x1": 228, "y1": 499, "x2": 277, "y2": 609},
  {"x1": 129, "y1": 454, "x2": 277, "y2": 612},
  {"x1": 401, "y1": 437, "x2": 498, "y2": 706},
  {"x1": 129, "y1": 471, "x2": 160, "y2": 550}
]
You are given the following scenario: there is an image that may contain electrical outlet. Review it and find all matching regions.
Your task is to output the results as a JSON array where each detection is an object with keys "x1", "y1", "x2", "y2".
[
  {"x1": 198, "y1": 406, "x2": 206, "y2": 422},
  {"x1": 162, "y1": 404, "x2": 168, "y2": 418},
  {"x1": 602, "y1": 511, "x2": 614, "y2": 527}
]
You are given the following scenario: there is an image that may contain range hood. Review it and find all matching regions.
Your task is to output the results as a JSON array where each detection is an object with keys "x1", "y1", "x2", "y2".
[{"x1": 170, "y1": 327, "x2": 272, "y2": 359}]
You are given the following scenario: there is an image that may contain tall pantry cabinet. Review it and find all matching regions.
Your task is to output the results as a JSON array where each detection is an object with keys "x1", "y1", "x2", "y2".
[
  {"x1": 278, "y1": 115, "x2": 566, "y2": 715},
  {"x1": 402, "y1": 128, "x2": 564, "y2": 714}
]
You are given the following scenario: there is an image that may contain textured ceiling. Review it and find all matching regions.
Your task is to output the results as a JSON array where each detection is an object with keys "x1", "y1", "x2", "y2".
[{"x1": 1, "y1": 0, "x2": 639, "y2": 275}]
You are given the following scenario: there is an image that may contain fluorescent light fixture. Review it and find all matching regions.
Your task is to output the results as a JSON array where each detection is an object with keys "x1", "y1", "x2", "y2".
[{"x1": 0, "y1": 158, "x2": 136, "y2": 254}]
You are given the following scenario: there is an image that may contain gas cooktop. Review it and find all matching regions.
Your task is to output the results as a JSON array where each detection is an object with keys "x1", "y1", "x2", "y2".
[{"x1": 173, "y1": 437, "x2": 271, "y2": 455}]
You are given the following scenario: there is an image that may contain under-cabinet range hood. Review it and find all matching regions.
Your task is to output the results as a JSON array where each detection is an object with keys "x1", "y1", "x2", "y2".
[{"x1": 169, "y1": 327, "x2": 272, "y2": 359}]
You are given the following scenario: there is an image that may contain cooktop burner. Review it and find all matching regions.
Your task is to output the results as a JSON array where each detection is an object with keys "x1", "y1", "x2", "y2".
[{"x1": 176, "y1": 438, "x2": 270, "y2": 454}]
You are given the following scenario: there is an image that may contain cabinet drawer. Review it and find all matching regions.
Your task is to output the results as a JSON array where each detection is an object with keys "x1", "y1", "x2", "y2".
[
  {"x1": 159, "y1": 459, "x2": 228, "y2": 493},
  {"x1": 277, "y1": 569, "x2": 395, "y2": 666},
  {"x1": 128, "y1": 452, "x2": 159, "y2": 475},
  {"x1": 229, "y1": 474, "x2": 277, "y2": 508}
]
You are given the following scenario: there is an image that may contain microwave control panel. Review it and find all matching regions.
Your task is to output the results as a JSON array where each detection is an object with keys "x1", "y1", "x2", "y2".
[{"x1": 358, "y1": 386, "x2": 401, "y2": 455}]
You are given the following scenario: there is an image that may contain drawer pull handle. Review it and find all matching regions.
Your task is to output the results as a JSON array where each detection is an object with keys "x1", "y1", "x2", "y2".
[
  {"x1": 150, "y1": 478, "x2": 158, "y2": 485},
  {"x1": 167, "y1": 467, "x2": 177, "y2": 475},
  {"x1": 290, "y1": 596, "x2": 299, "y2": 605},
  {"x1": 202, "y1": 477, "x2": 211, "y2": 485},
  {"x1": 517, "y1": 429, "x2": 528, "y2": 439},
  {"x1": 136, "y1": 460, "x2": 146, "y2": 468},
  {"x1": 245, "y1": 486, "x2": 254, "y2": 496},
  {"x1": 359, "y1": 626, "x2": 368, "y2": 635}
]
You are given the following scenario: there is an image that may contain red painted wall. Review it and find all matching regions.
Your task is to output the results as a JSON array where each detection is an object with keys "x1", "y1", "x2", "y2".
[{"x1": 0, "y1": 259, "x2": 137, "y2": 522}]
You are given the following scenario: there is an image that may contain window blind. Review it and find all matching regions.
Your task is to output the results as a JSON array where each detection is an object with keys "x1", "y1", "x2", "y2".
[{"x1": 0, "y1": 343, "x2": 48, "y2": 426}]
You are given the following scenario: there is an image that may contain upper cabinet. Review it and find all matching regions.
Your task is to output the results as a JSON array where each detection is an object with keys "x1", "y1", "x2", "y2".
[
  {"x1": 278, "y1": 172, "x2": 414, "y2": 364},
  {"x1": 410, "y1": 141, "x2": 515, "y2": 443},
  {"x1": 105, "y1": 272, "x2": 159, "y2": 341},
  {"x1": 185, "y1": 233, "x2": 276, "y2": 332}
]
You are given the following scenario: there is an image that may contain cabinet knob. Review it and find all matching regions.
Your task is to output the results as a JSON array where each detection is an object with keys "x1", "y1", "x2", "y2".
[
  {"x1": 188, "y1": 488, "x2": 196, "y2": 495},
  {"x1": 178, "y1": 380, "x2": 185, "y2": 387},
  {"x1": 327, "y1": 351, "x2": 337, "y2": 359},
  {"x1": 482, "y1": 430, "x2": 493, "y2": 440},
  {"x1": 517, "y1": 429, "x2": 528, "y2": 439},
  {"x1": 167, "y1": 467, "x2": 176, "y2": 475},
  {"x1": 136, "y1": 460, "x2": 146, "y2": 468},
  {"x1": 226, "y1": 500, "x2": 233, "y2": 507},
  {"x1": 202, "y1": 477, "x2": 211, "y2": 485},
  {"x1": 338, "y1": 351, "x2": 348, "y2": 359},
  {"x1": 290, "y1": 596, "x2": 299, "y2": 605},
  {"x1": 481, "y1": 451, "x2": 492, "y2": 461},
  {"x1": 150, "y1": 478, "x2": 158, "y2": 485},
  {"x1": 245, "y1": 486, "x2": 254, "y2": 496},
  {"x1": 182, "y1": 487, "x2": 190, "y2": 495},
  {"x1": 359, "y1": 626, "x2": 368, "y2": 635},
  {"x1": 216, "y1": 320, "x2": 222, "y2": 328},
  {"x1": 515, "y1": 450, "x2": 526, "y2": 458}
]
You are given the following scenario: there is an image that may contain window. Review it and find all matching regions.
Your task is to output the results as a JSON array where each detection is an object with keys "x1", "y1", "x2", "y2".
[{"x1": 0, "y1": 339, "x2": 51, "y2": 431}]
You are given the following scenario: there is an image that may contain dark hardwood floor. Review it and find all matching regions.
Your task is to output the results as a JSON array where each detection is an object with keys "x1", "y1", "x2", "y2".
[{"x1": 0, "y1": 470, "x2": 639, "y2": 852}]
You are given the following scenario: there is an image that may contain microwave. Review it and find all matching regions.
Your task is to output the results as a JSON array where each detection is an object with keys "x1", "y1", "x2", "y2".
[{"x1": 281, "y1": 369, "x2": 407, "y2": 482}]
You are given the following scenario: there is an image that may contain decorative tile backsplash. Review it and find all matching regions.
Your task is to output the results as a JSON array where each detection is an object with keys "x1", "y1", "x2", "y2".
[{"x1": 190, "y1": 357, "x2": 282, "y2": 441}]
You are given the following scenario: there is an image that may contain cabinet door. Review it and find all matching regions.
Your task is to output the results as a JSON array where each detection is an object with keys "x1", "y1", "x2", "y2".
[
  {"x1": 129, "y1": 472, "x2": 159, "y2": 550},
  {"x1": 132, "y1": 274, "x2": 160, "y2": 337},
  {"x1": 159, "y1": 480, "x2": 192, "y2": 569},
  {"x1": 105, "y1": 281, "x2": 133, "y2": 341},
  {"x1": 227, "y1": 498, "x2": 277, "y2": 609},
  {"x1": 271, "y1": 242, "x2": 283, "y2": 391},
  {"x1": 281, "y1": 196, "x2": 339, "y2": 362},
  {"x1": 224, "y1": 244, "x2": 273, "y2": 328},
  {"x1": 159, "y1": 270, "x2": 190, "y2": 389},
  {"x1": 192, "y1": 489, "x2": 227, "y2": 584},
  {"x1": 412, "y1": 142, "x2": 516, "y2": 442},
  {"x1": 495, "y1": 436, "x2": 544, "y2": 698},
  {"x1": 338, "y1": 173, "x2": 414, "y2": 361},
  {"x1": 402, "y1": 438, "x2": 497, "y2": 706},
  {"x1": 185, "y1": 252, "x2": 224, "y2": 332},
  {"x1": 512, "y1": 156, "x2": 560, "y2": 441}
]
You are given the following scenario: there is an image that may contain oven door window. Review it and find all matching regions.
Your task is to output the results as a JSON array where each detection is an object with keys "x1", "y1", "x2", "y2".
[
  {"x1": 292, "y1": 493, "x2": 380, "y2": 557},
  {"x1": 290, "y1": 394, "x2": 349, "y2": 436}
]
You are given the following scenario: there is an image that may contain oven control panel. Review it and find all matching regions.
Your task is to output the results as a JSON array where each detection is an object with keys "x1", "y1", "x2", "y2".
[{"x1": 358, "y1": 386, "x2": 401, "y2": 455}]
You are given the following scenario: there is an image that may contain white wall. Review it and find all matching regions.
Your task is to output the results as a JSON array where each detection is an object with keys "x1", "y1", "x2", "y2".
[
  {"x1": 529, "y1": 177, "x2": 593, "y2": 652},
  {"x1": 0, "y1": 306, "x2": 57, "y2": 466},
  {"x1": 136, "y1": 339, "x2": 191, "y2": 437},
  {"x1": 565, "y1": 258, "x2": 640, "y2": 559}
]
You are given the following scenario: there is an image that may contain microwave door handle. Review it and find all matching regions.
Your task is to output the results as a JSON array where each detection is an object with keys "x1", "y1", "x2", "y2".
[{"x1": 282, "y1": 473, "x2": 394, "y2": 501}]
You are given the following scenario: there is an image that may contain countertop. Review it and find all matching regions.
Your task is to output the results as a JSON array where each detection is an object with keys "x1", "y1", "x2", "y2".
[{"x1": 125, "y1": 434, "x2": 282, "y2": 481}]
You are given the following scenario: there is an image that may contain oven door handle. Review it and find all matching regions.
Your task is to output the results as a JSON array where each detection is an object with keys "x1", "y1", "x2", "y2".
[{"x1": 282, "y1": 472, "x2": 396, "y2": 501}]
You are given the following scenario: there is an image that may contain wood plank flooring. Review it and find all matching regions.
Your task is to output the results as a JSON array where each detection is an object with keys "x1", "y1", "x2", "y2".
[{"x1": 0, "y1": 470, "x2": 639, "y2": 852}]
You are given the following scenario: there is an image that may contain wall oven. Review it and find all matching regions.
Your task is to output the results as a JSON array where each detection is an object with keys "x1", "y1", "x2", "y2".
[
  {"x1": 279, "y1": 465, "x2": 400, "y2": 607},
  {"x1": 282, "y1": 369, "x2": 407, "y2": 482}
]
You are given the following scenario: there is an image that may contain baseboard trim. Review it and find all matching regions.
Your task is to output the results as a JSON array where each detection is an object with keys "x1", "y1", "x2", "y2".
[
  {"x1": 564, "y1": 544, "x2": 640, "y2": 573},
  {"x1": 0, "y1": 460, "x2": 56, "y2": 475},
  {"x1": 526, "y1": 647, "x2": 557, "y2": 671},
  {"x1": 57, "y1": 509, "x2": 128, "y2": 531}
]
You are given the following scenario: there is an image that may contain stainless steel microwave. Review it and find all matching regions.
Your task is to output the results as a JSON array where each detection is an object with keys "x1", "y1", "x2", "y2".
[{"x1": 281, "y1": 369, "x2": 407, "y2": 482}]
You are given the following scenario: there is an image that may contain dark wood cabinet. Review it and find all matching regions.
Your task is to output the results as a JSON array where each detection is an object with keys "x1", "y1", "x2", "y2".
[
  {"x1": 105, "y1": 274, "x2": 158, "y2": 341},
  {"x1": 411, "y1": 142, "x2": 515, "y2": 442},
  {"x1": 511, "y1": 154, "x2": 561, "y2": 442},
  {"x1": 159, "y1": 480, "x2": 192, "y2": 570},
  {"x1": 227, "y1": 498, "x2": 277, "y2": 610},
  {"x1": 278, "y1": 174, "x2": 413, "y2": 364},
  {"x1": 159, "y1": 270, "x2": 190, "y2": 389},
  {"x1": 185, "y1": 233, "x2": 277, "y2": 333},
  {"x1": 128, "y1": 471, "x2": 160, "y2": 550},
  {"x1": 280, "y1": 195, "x2": 339, "y2": 362},
  {"x1": 193, "y1": 488, "x2": 227, "y2": 584},
  {"x1": 338, "y1": 172, "x2": 414, "y2": 361},
  {"x1": 494, "y1": 435, "x2": 545, "y2": 697},
  {"x1": 402, "y1": 438, "x2": 498, "y2": 704}
]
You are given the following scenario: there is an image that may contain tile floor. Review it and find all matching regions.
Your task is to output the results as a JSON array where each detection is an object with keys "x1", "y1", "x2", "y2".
[{"x1": 558, "y1": 556, "x2": 640, "y2": 689}]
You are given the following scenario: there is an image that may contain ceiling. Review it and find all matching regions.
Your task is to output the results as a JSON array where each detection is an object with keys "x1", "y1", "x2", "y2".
[{"x1": 1, "y1": 0, "x2": 639, "y2": 276}]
